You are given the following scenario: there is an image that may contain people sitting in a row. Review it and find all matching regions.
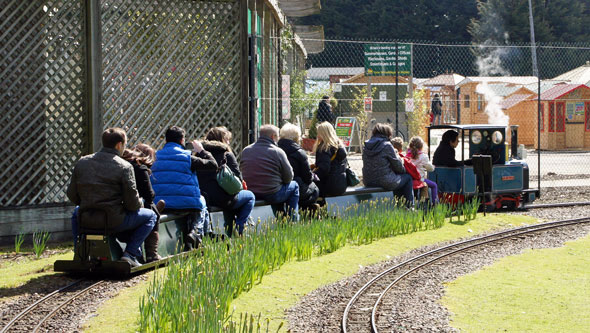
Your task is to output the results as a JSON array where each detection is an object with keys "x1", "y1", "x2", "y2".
[{"x1": 68, "y1": 123, "x2": 456, "y2": 267}]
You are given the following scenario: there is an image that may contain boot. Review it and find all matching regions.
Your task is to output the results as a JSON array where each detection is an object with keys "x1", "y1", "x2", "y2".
[
  {"x1": 155, "y1": 200, "x2": 166, "y2": 214},
  {"x1": 144, "y1": 231, "x2": 162, "y2": 262}
]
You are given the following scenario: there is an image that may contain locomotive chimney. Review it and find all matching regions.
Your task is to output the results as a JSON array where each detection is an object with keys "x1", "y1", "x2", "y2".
[{"x1": 510, "y1": 125, "x2": 519, "y2": 159}]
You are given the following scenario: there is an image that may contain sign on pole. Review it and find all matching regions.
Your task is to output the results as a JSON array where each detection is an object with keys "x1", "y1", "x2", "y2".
[
  {"x1": 364, "y1": 97, "x2": 373, "y2": 112},
  {"x1": 364, "y1": 43, "x2": 411, "y2": 76},
  {"x1": 405, "y1": 98, "x2": 414, "y2": 112}
]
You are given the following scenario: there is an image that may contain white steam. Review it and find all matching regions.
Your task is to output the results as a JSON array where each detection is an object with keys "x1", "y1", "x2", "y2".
[{"x1": 475, "y1": 42, "x2": 510, "y2": 126}]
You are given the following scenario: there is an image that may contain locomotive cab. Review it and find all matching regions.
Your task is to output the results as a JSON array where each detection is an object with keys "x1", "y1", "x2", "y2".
[{"x1": 427, "y1": 124, "x2": 539, "y2": 210}]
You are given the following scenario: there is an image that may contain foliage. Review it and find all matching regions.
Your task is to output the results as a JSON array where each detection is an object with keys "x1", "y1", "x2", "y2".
[
  {"x1": 348, "y1": 86, "x2": 376, "y2": 143},
  {"x1": 139, "y1": 199, "x2": 452, "y2": 332},
  {"x1": 32, "y1": 231, "x2": 51, "y2": 259},
  {"x1": 406, "y1": 89, "x2": 430, "y2": 139},
  {"x1": 14, "y1": 233, "x2": 25, "y2": 253}
]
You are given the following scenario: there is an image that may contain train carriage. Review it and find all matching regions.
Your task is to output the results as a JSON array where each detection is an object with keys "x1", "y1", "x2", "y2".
[{"x1": 427, "y1": 124, "x2": 539, "y2": 210}]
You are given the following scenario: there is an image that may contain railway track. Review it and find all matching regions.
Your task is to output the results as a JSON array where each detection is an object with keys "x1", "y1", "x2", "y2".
[
  {"x1": 1, "y1": 279, "x2": 105, "y2": 333},
  {"x1": 341, "y1": 217, "x2": 590, "y2": 333}
]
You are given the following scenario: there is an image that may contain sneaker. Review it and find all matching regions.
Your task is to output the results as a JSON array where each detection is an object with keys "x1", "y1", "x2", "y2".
[{"x1": 120, "y1": 252, "x2": 141, "y2": 268}]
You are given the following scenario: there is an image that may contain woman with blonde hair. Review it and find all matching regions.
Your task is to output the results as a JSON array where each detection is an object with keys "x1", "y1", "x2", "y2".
[
  {"x1": 313, "y1": 122, "x2": 348, "y2": 197},
  {"x1": 278, "y1": 123, "x2": 320, "y2": 210}
]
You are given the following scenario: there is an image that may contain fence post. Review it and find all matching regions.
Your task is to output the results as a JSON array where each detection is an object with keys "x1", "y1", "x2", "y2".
[
  {"x1": 240, "y1": 0, "x2": 250, "y2": 147},
  {"x1": 85, "y1": 0, "x2": 103, "y2": 153}
]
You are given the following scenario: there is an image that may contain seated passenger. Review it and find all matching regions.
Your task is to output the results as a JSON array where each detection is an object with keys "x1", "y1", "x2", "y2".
[
  {"x1": 362, "y1": 123, "x2": 414, "y2": 207},
  {"x1": 67, "y1": 128, "x2": 157, "y2": 267},
  {"x1": 151, "y1": 126, "x2": 218, "y2": 248},
  {"x1": 312, "y1": 122, "x2": 348, "y2": 197},
  {"x1": 122, "y1": 144, "x2": 165, "y2": 262},
  {"x1": 407, "y1": 136, "x2": 438, "y2": 204},
  {"x1": 391, "y1": 137, "x2": 405, "y2": 156},
  {"x1": 433, "y1": 130, "x2": 465, "y2": 167},
  {"x1": 278, "y1": 123, "x2": 320, "y2": 211},
  {"x1": 199, "y1": 127, "x2": 255, "y2": 236},
  {"x1": 240, "y1": 124, "x2": 299, "y2": 220}
]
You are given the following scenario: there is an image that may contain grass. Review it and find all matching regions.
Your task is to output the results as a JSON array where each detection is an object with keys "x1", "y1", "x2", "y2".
[
  {"x1": 442, "y1": 231, "x2": 590, "y2": 332},
  {"x1": 87, "y1": 213, "x2": 538, "y2": 332},
  {"x1": 0, "y1": 251, "x2": 74, "y2": 302},
  {"x1": 229, "y1": 213, "x2": 537, "y2": 331}
]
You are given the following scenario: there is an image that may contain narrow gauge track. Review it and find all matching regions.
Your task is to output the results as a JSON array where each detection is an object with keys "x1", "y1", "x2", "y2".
[
  {"x1": 341, "y1": 217, "x2": 590, "y2": 333},
  {"x1": 1, "y1": 279, "x2": 105, "y2": 333}
]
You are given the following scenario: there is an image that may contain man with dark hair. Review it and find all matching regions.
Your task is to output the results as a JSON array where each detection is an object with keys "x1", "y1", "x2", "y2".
[
  {"x1": 316, "y1": 96, "x2": 335, "y2": 124},
  {"x1": 151, "y1": 126, "x2": 217, "y2": 248},
  {"x1": 240, "y1": 124, "x2": 300, "y2": 220},
  {"x1": 433, "y1": 130, "x2": 467, "y2": 167},
  {"x1": 67, "y1": 127, "x2": 157, "y2": 267}
]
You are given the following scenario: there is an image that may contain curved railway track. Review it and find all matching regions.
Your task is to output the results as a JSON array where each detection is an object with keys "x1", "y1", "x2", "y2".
[
  {"x1": 341, "y1": 217, "x2": 590, "y2": 333},
  {"x1": 1, "y1": 279, "x2": 105, "y2": 333}
]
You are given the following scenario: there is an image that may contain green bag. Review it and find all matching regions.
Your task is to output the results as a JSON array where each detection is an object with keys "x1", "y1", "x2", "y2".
[
  {"x1": 216, "y1": 161, "x2": 242, "y2": 195},
  {"x1": 346, "y1": 167, "x2": 360, "y2": 186}
]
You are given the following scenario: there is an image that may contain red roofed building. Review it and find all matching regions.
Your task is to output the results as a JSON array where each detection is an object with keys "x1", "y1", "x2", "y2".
[{"x1": 532, "y1": 84, "x2": 590, "y2": 150}]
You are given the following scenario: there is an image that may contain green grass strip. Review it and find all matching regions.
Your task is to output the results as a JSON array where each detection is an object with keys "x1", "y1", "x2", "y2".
[
  {"x1": 0, "y1": 251, "x2": 73, "y2": 291},
  {"x1": 230, "y1": 213, "x2": 537, "y2": 331},
  {"x1": 442, "y1": 231, "x2": 590, "y2": 332}
]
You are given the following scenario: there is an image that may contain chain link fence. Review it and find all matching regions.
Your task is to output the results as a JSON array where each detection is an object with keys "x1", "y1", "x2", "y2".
[{"x1": 271, "y1": 37, "x2": 590, "y2": 197}]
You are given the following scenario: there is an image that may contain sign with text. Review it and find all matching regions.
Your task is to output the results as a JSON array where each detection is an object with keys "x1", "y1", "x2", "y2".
[
  {"x1": 335, "y1": 117, "x2": 356, "y2": 148},
  {"x1": 364, "y1": 43, "x2": 411, "y2": 76},
  {"x1": 364, "y1": 97, "x2": 373, "y2": 112}
]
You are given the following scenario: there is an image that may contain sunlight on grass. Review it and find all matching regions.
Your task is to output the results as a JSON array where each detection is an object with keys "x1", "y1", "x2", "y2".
[
  {"x1": 0, "y1": 251, "x2": 73, "y2": 291},
  {"x1": 442, "y1": 231, "x2": 590, "y2": 332}
]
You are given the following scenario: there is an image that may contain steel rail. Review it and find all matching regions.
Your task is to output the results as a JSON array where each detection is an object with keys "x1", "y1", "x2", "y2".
[
  {"x1": 341, "y1": 216, "x2": 590, "y2": 333},
  {"x1": 32, "y1": 280, "x2": 106, "y2": 333},
  {"x1": 371, "y1": 217, "x2": 590, "y2": 333},
  {"x1": 0, "y1": 279, "x2": 84, "y2": 333},
  {"x1": 523, "y1": 201, "x2": 590, "y2": 209}
]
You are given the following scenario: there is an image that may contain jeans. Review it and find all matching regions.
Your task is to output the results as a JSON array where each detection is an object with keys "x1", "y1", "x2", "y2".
[
  {"x1": 433, "y1": 113, "x2": 442, "y2": 125},
  {"x1": 71, "y1": 207, "x2": 157, "y2": 258},
  {"x1": 424, "y1": 178, "x2": 439, "y2": 203},
  {"x1": 393, "y1": 174, "x2": 414, "y2": 207},
  {"x1": 263, "y1": 181, "x2": 300, "y2": 221},
  {"x1": 186, "y1": 209, "x2": 210, "y2": 236},
  {"x1": 223, "y1": 190, "x2": 255, "y2": 235}
]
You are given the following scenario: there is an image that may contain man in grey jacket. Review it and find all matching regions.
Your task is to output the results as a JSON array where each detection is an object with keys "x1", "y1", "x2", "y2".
[
  {"x1": 240, "y1": 124, "x2": 299, "y2": 220},
  {"x1": 67, "y1": 128, "x2": 157, "y2": 267}
]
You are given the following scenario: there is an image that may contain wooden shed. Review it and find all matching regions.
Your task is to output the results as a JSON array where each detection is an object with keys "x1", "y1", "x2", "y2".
[
  {"x1": 533, "y1": 84, "x2": 590, "y2": 150},
  {"x1": 501, "y1": 91, "x2": 536, "y2": 146}
]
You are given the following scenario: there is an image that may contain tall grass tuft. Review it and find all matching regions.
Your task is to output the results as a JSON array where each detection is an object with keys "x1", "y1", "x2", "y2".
[
  {"x1": 32, "y1": 231, "x2": 51, "y2": 258},
  {"x1": 14, "y1": 233, "x2": 25, "y2": 253},
  {"x1": 139, "y1": 199, "x2": 455, "y2": 332}
]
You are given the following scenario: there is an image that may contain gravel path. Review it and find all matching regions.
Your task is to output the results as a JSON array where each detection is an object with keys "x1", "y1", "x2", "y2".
[{"x1": 287, "y1": 186, "x2": 590, "y2": 332}]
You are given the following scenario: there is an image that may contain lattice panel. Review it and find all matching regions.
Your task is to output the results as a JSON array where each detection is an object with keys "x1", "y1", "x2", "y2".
[
  {"x1": 100, "y1": 0, "x2": 243, "y2": 152},
  {"x1": 0, "y1": 1, "x2": 86, "y2": 206}
]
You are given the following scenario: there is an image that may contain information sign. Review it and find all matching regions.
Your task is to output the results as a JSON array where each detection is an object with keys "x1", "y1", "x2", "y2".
[
  {"x1": 335, "y1": 117, "x2": 356, "y2": 148},
  {"x1": 364, "y1": 97, "x2": 373, "y2": 112},
  {"x1": 575, "y1": 102, "x2": 585, "y2": 115},
  {"x1": 405, "y1": 98, "x2": 414, "y2": 112},
  {"x1": 364, "y1": 43, "x2": 411, "y2": 76},
  {"x1": 379, "y1": 91, "x2": 387, "y2": 101}
]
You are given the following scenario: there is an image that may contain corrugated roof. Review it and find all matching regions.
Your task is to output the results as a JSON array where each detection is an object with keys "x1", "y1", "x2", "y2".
[
  {"x1": 278, "y1": 0, "x2": 321, "y2": 17},
  {"x1": 306, "y1": 67, "x2": 364, "y2": 80},
  {"x1": 523, "y1": 80, "x2": 566, "y2": 94},
  {"x1": 487, "y1": 83, "x2": 521, "y2": 97},
  {"x1": 552, "y1": 61, "x2": 590, "y2": 85},
  {"x1": 457, "y1": 76, "x2": 538, "y2": 86},
  {"x1": 540, "y1": 84, "x2": 590, "y2": 100},
  {"x1": 421, "y1": 73, "x2": 465, "y2": 86},
  {"x1": 501, "y1": 93, "x2": 534, "y2": 110}
]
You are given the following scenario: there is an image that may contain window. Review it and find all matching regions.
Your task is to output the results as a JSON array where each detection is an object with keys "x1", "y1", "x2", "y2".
[
  {"x1": 586, "y1": 102, "x2": 590, "y2": 132},
  {"x1": 477, "y1": 94, "x2": 483, "y2": 111},
  {"x1": 541, "y1": 103, "x2": 545, "y2": 132},
  {"x1": 549, "y1": 102, "x2": 555, "y2": 132},
  {"x1": 556, "y1": 102, "x2": 565, "y2": 132},
  {"x1": 464, "y1": 94, "x2": 470, "y2": 108}
]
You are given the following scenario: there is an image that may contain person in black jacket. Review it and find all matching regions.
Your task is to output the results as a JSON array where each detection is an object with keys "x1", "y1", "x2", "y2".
[
  {"x1": 313, "y1": 122, "x2": 348, "y2": 197},
  {"x1": 278, "y1": 123, "x2": 320, "y2": 211},
  {"x1": 433, "y1": 130, "x2": 469, "y2": 167},
  {"x1": 198, "y1": 127, "x2": 255, "y2": 236},
  {"x1": 316, "y1": 96, "x2": 335, "y2": 124},
  {"x1": 122, "y1": 144, "x2": 165, "y2": 262}
]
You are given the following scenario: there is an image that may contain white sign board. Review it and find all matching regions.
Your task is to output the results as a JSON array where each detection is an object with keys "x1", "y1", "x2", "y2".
[
  {"x1": 379, "y1": 91, "x2": 387, "y2": 101},
  {"x1": 405, "y1": 98, "x2": 414, "y2": 112}
]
